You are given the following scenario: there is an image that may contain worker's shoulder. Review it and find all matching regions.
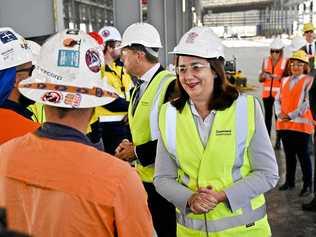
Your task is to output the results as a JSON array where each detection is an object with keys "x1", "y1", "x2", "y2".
[
  {"x1": 0, "y1": 108, "x2": 39, "y2": 127},
  {"x1": 0, "y1": 130, "x2": 37, "y2": 150}
]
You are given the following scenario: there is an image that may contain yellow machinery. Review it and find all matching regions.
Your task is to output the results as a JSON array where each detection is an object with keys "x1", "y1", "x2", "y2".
[{"x1": 225, "y1": 56, "x2": 247, "y2": 87}]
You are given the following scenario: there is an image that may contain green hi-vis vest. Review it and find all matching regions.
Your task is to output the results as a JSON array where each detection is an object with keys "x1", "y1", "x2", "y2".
[
  {"x1": 28, "y1": 102, "x2": 45, "y2": 124},
  {"x1": 128, "y1": 70, "x2": 175, "y2": 183},
  {"x1": 159, "y1": 95, "x2": 271, "y2": 237}
]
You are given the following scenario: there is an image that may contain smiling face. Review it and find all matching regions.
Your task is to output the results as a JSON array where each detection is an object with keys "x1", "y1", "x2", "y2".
[
  {"x1": 290, "y1": 59, "x2": 305, "y2": 76},
  {"x1": 177, "y1": 55, "x2": 214, "y2": 103}
]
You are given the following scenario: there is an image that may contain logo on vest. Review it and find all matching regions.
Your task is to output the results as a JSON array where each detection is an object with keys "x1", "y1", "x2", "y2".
[{"x1": 215, "y1": 129, "x2": 232, "y2": 136}]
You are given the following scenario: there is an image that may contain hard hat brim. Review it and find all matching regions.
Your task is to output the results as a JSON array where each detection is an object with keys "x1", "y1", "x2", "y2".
[{"x1": 18, "y1": 77, "x2": 116, "y2": 108}]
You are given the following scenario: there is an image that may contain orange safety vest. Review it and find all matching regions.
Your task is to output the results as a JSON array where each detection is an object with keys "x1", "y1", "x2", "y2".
[
  {"x1": 0, "y1": 133, "x2": 153, "y2": 237},
  {"x1": 261, "y1": 56, "x2": 287, "y2": 98},
  {"x1": 276, "y1": 75, "x2": 314, "y2": 134},
  {"x1": 0, "y1": 108, "x2": 40, "y2": 145}
]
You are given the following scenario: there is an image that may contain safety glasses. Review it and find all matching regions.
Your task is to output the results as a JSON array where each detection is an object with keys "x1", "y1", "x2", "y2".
[
  {"x1": 290, "y1": 62, "x2": 305, "y2": 67},
  {"x1": 175, "y1": 62, "x2": 211, "y2": 75},
  {"x1": 270, "y1": 50, "x2": 281, "y2": 54}
]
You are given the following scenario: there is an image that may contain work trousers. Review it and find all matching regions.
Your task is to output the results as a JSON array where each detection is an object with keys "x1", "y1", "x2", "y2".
[
  {"x1": 313, "y1": 133, "x2": 316, "y2": 193},
  {"x1": 279, "y1": 130, "x2": 312, "y2": 188},
  {"x1": 100, "y1": 121, "x2": 131, "y2": 155},
  {"x1": 263, "y1": 96, "x2": 275, "y2": 136},
  {"x1": 143, "y1": 182, "x2": 176, "y2": 237}
]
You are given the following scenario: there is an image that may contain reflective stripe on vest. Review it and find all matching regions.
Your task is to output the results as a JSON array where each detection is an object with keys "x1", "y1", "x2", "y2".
[
  {"x1": 161, "y1": 95, "x2": 269, "y2": 234},
  {"x1": 276, "y1": 75, "x2": 314, "y2": 134},
  {"x1": 129, "y1": 70, "x2": 175, "y2": 182},
  {"x1": 261, "y1": 57, "x2": 286, "y2": 98},
  {"x1": 176, "y1": 204, "x2": 266, "y2": 233}
]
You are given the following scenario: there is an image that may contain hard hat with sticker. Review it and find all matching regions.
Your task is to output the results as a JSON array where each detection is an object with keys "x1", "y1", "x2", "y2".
[
  {"x1": 18, "y1": 29, "x2": 116, "y2": 108},
  {"x1": 0, "y1": 27, "x2": 32, "y2": 70},
  {"x1": 169, "y1": 27, "x2": 224, "y2": 59}
]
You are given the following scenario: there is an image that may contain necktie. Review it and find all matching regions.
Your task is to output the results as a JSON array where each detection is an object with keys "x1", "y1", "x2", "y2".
[
  {"x1": 131, "y1": 80, "x2": 144, "y2": 115},
  {"x1": 309, "y1": 44, "x2": 313, "y2": 55}
]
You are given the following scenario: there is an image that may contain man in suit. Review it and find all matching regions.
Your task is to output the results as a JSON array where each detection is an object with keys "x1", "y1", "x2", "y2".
[{"x1": 302, "y1": 22, "x2": 316, "y2": 212}]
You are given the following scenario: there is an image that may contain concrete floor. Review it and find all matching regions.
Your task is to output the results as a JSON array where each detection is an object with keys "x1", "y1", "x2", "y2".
[
  {"x1": 224, "y1": 43, "x2": 316, "y2": 236},
  {"x1": 267, "y1": 148, "x2": 316, "y2": 237}
]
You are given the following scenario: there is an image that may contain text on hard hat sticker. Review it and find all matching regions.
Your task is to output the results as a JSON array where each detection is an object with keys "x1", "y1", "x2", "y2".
[
  {"x1": 37, "y1": 66, "x2": 64, "y2": 81},
  {"x1": 0, "y1": 31, "x2": 17, "y2": 44},
  {"x1": 1, "y1": 48, "x2": 14, "y2": 61},
  {"x1": 58, "y1": 49, "x2": 80, "y2": 68},
  {"x1": 85, "y1": 49, "x2": 101, "y2": 73}
]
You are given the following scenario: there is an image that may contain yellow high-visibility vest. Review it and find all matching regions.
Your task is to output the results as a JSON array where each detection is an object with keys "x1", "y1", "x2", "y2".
[
  {"x1": 129, "y1": 70, "x2": 175, "y2": 183},
  {"x1": 159, "y1": 95, "x2": 271, "y2": 237}
]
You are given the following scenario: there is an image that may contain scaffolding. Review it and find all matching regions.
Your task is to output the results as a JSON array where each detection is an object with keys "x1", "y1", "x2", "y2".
[{"x1": 63, "y1": 0, "x2": 114, "y2": 32}]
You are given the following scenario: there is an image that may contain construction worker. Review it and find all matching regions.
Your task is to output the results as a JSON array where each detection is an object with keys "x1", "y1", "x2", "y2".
[
  {"x1": 301, "y1": 23, "x2": 316, "y2": 74},
  {"x1": 259, "y1": 38, "x2": 287, "y2": 149},
  {"x1": 275, "y1": 50, "x2": 313, "y2": 196},
  {"x1": 115, "y1": 22, "x2": 177, "y2": 236},
  {"x1": 0, "y1": 27, "x2": 40, "y2": 144},
  {"x1": 154, "y1": 26, "x2": 279, "y2": 236},
  {"x1": 0, "y1": 29, "x2": 153, "y2": 237},
  {"x1": 88, "y1": 27, "x2": 134, "y2": 154}
]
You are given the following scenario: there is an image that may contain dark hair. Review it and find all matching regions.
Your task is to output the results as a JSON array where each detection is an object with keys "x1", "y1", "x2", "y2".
[
  {"x1": 171, "y1": 56, "x2": 239, "y2": 112},
  {"x1": 127, "y1": 44, "x2": 159, "y2": 63},
  {"x1": 103, "y1": 40, "x2": 117, "y2": 54}
]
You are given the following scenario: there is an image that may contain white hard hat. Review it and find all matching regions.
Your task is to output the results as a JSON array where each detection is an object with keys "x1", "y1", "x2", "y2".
[
  {"x1": 270, "y1": 38, "x2": 285, "y2": 50},
  {"x1": 169, "y1": 27, "x2": 224, "y2": 59},
  {"x1": 18, "y1": 29, "x2": 116, "y2": 109},
  {"x1": 288, "y1": 35, "x2": 306, "y2": 52},
  {"x1": 27, "y1": 40, "x2": 41, "y2": 64},
  {"x1": 0, "y1": 27, "x2": 32, "y2": 70},
  {"x1": 120, "y1": 22, "x2": 162, "y2": 48},
  {"x1": 99, "y1": 26, "x2": 122, "y2": 43}
]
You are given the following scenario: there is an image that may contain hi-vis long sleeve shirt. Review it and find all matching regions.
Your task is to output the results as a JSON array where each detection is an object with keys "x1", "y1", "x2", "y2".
[{"x1": 0, "y1": 123, "x2": 153, "y2": 237}]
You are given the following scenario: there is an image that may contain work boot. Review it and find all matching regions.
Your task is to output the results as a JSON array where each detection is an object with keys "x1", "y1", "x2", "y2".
[
  {"x1": 302, "y1": 197, "x2": 316, "y2": 212},
  {"x1": 299, "y1": 186, "x2": 312, "y2": 197}
]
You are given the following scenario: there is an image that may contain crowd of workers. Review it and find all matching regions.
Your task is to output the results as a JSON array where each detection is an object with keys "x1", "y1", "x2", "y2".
[
  {"x1": 259, "y1": 22, "x2": 316, "y2": 212},
  {"x1": 0, "y1": 20, "x2": 314, "y2": 237}
]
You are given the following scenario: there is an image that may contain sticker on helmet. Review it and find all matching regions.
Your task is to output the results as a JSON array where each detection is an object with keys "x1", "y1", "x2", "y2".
[
  {"x1": 58, "y1": 49, "x2": 80, "y2": 68},
  {"x1": 64, "y1": 93, "x2": 81, "y2": 107},
  {"x1": 41, "y1": 91, "x2": 63, "y2": 103},
  {"x1": 20, "y1": 39, "x2": 30, "y2": 50},
  {"x1": 66, "y1": 29, "x2": 80, "y2": 35},
  {"x1": 0, "y1": 31, "x2": 17, "y2": 44},
  {"x1": 85, "y1": 49, "x2": 101, "y2": 73},
  {"x1": 63, "y1": 38, "x2": 80, "y2": 47},
  {"x1": 185, "y1": 32, "x2": 199, "y2": 44},
  {"x1": 101, "y1": 30, "x2": 110, "y2": 38}
]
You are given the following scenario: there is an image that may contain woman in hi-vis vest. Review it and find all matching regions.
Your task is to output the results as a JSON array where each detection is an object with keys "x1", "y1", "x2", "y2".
[
  {"x1": 154, "y1": 27, "x2": 279, "y2": 237},
  {"x1": 259, "y1": 38, "x2": 287, "y2": 149},
  {"x1": 275, "y1": 50, "x2": 314, "y2": 196}
]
